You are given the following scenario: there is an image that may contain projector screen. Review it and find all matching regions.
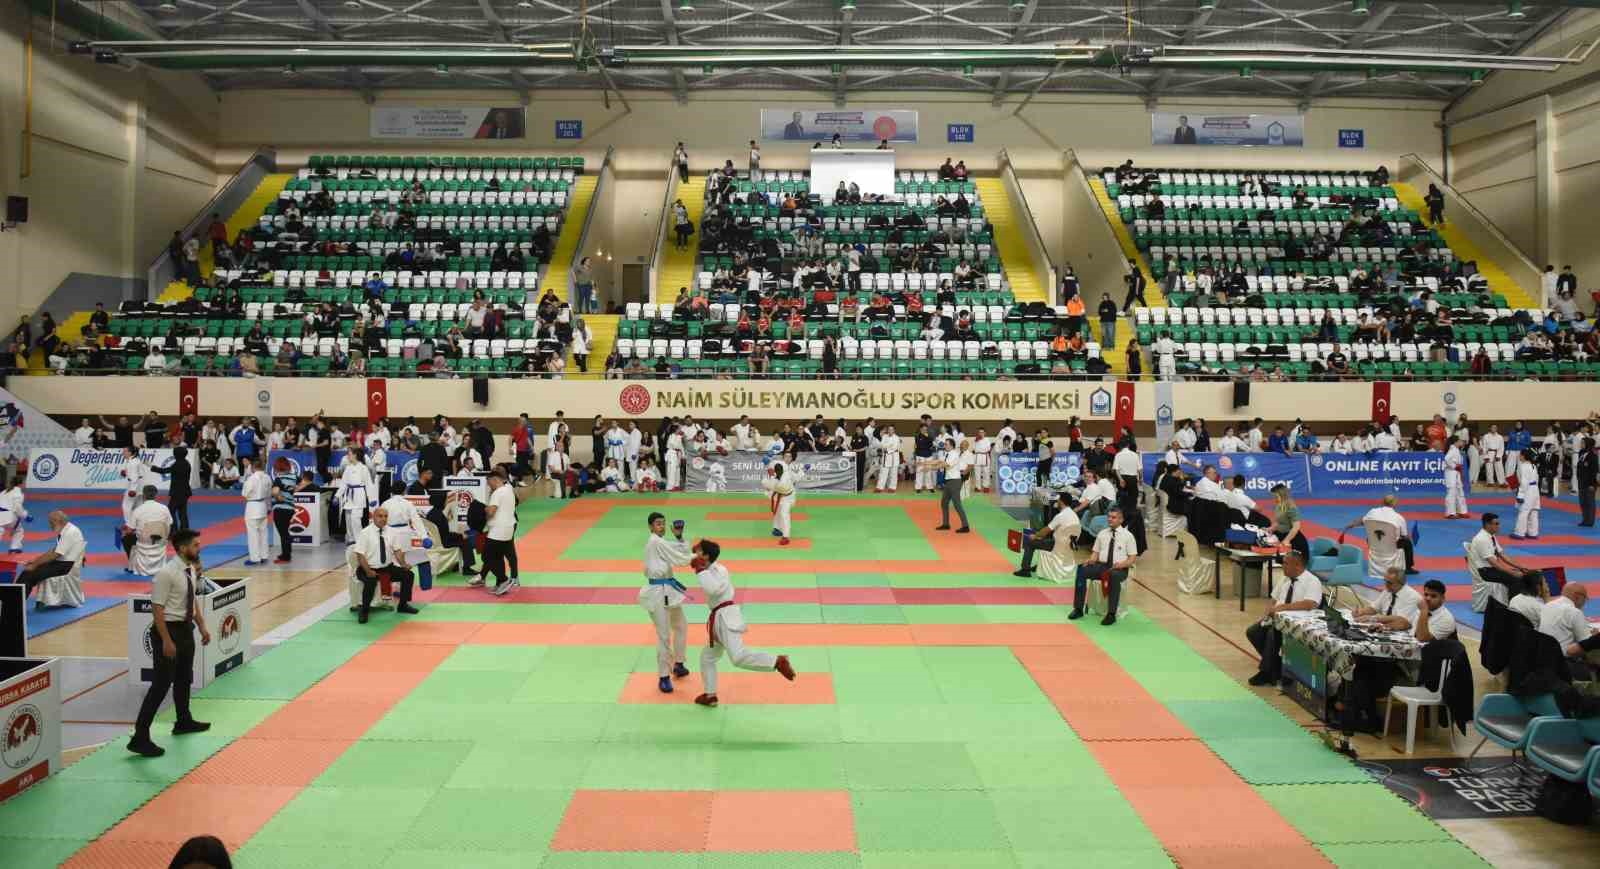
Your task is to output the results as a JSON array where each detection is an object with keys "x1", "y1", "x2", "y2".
[{"x1": 808, "y1": 149, "x2": 897, "y2": 200}]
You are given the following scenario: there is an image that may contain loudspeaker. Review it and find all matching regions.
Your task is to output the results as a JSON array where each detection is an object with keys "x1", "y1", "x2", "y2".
[
  {"x1": 472, "y1": 376, "x2": 489, "y2": 406},
  {"x1": 1232, "y1": 380, "x2": 1250, "y2": 409},
  {"x1": 4, "y1": 196, "x2": 25, "y2": 224}
]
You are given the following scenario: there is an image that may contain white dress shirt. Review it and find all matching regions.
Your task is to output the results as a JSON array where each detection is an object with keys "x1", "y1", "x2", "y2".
[
  {"x1": 1193, "y1": 476, "x2": 1227, "y2": 502},
  {"x1": 1539, "y1": 596, "x2": 1594, "y2": 648},
  {"x1": 1112, "y1": 448, "x2": 1140, "y2": 478},
  {"x1": 1421, "y1": 605, "x2": 1457, "y2": 639},
  {"x1": 54, "y1": 522, "x2": 87, "y2": 574},
  {"x1": 354, "y1": 523, "x2": 399, "y2": 570},
  {"x1": 1508, "y1": 593, "x2": 1544, "y2": 625},
  {"x1": 130, "y1": 499, "x2": 173, "y2": 534},
  {"x1": 1091, "y1": 526, "x2": 1138, "y2": 567},
  {"x1": 151, "y1": 557, "x2": 199, "y2": 621},
  {"x1": 1270, "y1": 570, "x2": 1324, "y2": 607},
  {"x1": 1224, "y1": 487, "x2": 1256, "y2": 516},
  {"x1": 1467, "y1": 529, "x2": 1501, "y2": 572},
  {"x1": 1372, "y1": 585, "x2": 1423, "y2": 628},
  {"x1": 1364, "y1": 506, "x2": 1407, "y2": 535},
  {"x1": 1045, "y1": 506, "x2": 1081, "y2": 538},
  {"x1": 1217, "y1": 435, "x2": 1244, "y2": 454},
  {"x1": 944, "y1": 450, "x2": 975, "y2": 480}
]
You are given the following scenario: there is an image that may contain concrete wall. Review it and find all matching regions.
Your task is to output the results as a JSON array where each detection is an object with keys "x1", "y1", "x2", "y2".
[{"x1": 0, "y1": 5, "x2": 219, "y2": 325}]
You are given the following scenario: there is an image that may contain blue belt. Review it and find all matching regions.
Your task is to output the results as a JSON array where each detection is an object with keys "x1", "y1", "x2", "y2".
[{"x1": 648, "y1": 577, "x2": 688, "y2": 593}]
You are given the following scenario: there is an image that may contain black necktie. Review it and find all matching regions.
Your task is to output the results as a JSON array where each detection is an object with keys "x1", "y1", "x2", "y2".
[
  {"x1": 1385, "y1": 594, "x2": 1396, "y2": 616},
  {"x1": 376, "y1": 533, "x2": 387, "y2": 568},
  {"x1": 1283, "y1": 577, "x2": 1295, "y2": 605}
]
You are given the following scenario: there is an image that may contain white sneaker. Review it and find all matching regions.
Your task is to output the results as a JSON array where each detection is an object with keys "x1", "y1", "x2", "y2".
[
  {"x1": 467, "y1": 577, "x2": 485, "y2": 587},
  {"x1": 491, "y1": 580, "x2": 514, "y2": 596}
]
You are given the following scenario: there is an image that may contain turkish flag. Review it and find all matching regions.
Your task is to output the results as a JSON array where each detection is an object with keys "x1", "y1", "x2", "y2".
[
  {"x1": 178, "y1": 376, "x2": 199, "y2": 417},
  {"x1": 1370, "y1": 381, "x2": 1391, "y2": 425},
  {"x1": 367, "y1": 378, "x2": 387, "y2": 427},
  {"x1": 1114, "y1": 380, "x2": 1136, "y2": 437}
]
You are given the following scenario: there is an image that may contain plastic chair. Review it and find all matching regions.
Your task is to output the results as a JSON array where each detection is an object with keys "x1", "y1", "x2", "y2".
[
  {"x1": 1525, "y1": 716, "x2": 1600, "y2": 783},
  {"x1": 1308, "y1": 536, "x2": 1340, "y2": 572},
  {"x1": 345, "y1": 546, "x2": 394, "y2": 613},
  {"x1": 1467, "y1": 693, "x2": 1562, "y2": 760},
  {"x1": 1324, "y1": 562, "x2": 1365, "y2": 609},
  {"x1": 1382, "y1": 659, "x2": 1453, "y2": 754}
]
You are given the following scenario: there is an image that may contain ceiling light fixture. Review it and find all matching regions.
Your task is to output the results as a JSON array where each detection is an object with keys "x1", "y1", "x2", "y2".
[
  {"x1": 678, "y1": 0, "x2": 695, "y2": 13},
  {"x1": 1470, "y1": 69, "x2": 1486, "y2": 85},
  {"x1": 1507, "y1": 1, "x2": 1525, "y2": 19},
  {"x1": 1011, "y1": 0, "x2": 1029, "y2": 10},
  {"x1": 435, "y1": 63, "x2": 449, "y2": 75},
  {"x1": 1199, "y1": 1, "x2": 1217, "y2": 10},
  {"x1": 1352, "y1": 0, "x2": 1369, "y2": 14},
  {"x1": 840, "y1": 1, "x2": 858, "y2": 12},
  {"x1": 158, "y1": 1, "x2": 178, "y2": 12},
  {"x1": 1239, "y1": 65, "x2": 1252, "y2": 77}
]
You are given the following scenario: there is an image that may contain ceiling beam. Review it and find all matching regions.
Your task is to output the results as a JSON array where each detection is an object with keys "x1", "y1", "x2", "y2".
[
  {"x1": 834, "y1": 2, "x2": 853, "y2": 108},
  {"x1": 991, "y1": 0, "x2": 1038, "y2": 107},
  {"x1": 1149, "y1": 4, "x2": 1217, "y2": 98},
  {"x1": 294, "y1": 0, "x2": 378, "y2": 99},
  {"x1": 658, "y1": 0, "x2": 689, "y2": 105},
  {"x1": 478, "y1": 0, "x2": 533, "y2": 102},
  {"x1": 1305, "y1": 3, "x2": 1395, "y2": 99}
]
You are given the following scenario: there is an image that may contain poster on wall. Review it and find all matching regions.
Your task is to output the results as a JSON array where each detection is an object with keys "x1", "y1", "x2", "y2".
[
  {"x1": 761, "y1": 109, "x2": 919, "y2": 143},
  {"x1": 1151, "y1": 111, "x2": 1304, "y2": 147},
  {"x1": 370, "y1": 105, "x2": 527, "y2": 140}
]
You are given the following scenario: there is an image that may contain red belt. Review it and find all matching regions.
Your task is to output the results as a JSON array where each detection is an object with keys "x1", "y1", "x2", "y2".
[{"x1": 707, "y1": 600, "x2": 735, "y2": 647}]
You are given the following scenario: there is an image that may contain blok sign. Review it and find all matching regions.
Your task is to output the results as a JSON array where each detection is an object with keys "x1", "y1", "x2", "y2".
[
  {"x1": 1338, "y1": 129, "x2": 1365, "y2": 148},
  {"x1": 555, "y1": 120, "x2": 583, "y2": 140},
  {"x1": 947, "y1": 124, "x2": 975, "y2": 143}
]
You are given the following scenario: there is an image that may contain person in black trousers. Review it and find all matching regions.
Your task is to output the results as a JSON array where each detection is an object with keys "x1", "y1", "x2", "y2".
[
  {"x1": 352, "y1": 506, "x2": 418, "y2": 623},
  {"x1": 1121, "y1": 261, "x2": 1148, "y2": 313},
  {"x1": 157, "y1": 447, "x2": 193, "y2": 530},
  {"x1": 850, "y1": 425, "x2": 869, "y2": 492},
  {"x1": 129, "y1": 528, "x2": 210, "y2": 757},
  {"x1": 1578, "y1": 438, "x2": 1597, "y2": 527}
]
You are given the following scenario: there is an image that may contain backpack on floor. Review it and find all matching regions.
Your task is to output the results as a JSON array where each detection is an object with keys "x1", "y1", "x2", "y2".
[{"x1": 1537, "y1": 774, "x2": 1592, "y2": 825}]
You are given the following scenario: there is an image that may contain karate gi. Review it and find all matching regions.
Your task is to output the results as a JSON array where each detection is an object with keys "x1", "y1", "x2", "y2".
[
  {"x1": 121, "y1": 456, "x2": 147, "y2": 526},
  {"x1": 241, "y1": 469, "x2": 272, "y2": 563},
  {"x1": 0, "y1": 485, "x2": 26, "y2": 552},
  {"x1": 1515, "y1": 457, "x2": 1541, "y2": 538},
  {"x1": 665, "y1": 433, "x2": 685, "y2": 491},
  {"x1": 972, "y1": 436, "x2": 994, "y2": 492},
  {"x1": 605, "y1": 426, "x2": 628, "y2": 472},
  {"x1": 876, "y1": 433, "x2": 902, "y2": 492},
  {"x1": 626, "y1": 427, "x2": 643, "y2": 482},
  {"x1": 696, "y1": 561, "x2": 779, "y2": 695},
  {"x1": 763, "y1": 468, "x2": 799, "y2": 542},
  {"x1": 338, "y1": 460, "x2": 377, "y2": 542},
  {"x1": 1443, "y1": 444, "x2": 1468, "y2": 517},
  {"x1": 1480, "y1": 431, "x2": 1505, "y2": 486},
  {"x1": 641, "y1": 532, "x2": 694, "y2": 678},
  {"x1": 127, "y1": 498, "x2": 173, "y2": 576}
]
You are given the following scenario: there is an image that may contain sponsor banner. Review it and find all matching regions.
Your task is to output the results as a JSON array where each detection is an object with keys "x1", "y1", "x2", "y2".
[
  {"x1": 0, "y1": 386, "x2": 76, "y2": 457},
  {"x1": 761, "y1": 109, "x2": 919, "y2": 143},
  {"x1": 442, "y1": 475, "x2": 487, "y2": 527},
  {"x1": 1153, "y1": 381, "x2": 1175, "y2": 447},
  {"x1": 289, "y1": 491, "x2": 328, "y2": 546},
  {"x1": 27, "y1": 448, "x2": 175, "y2": 491},
  {"x1": 685, "y1": 450, "x2": 855, "y2": 494},
  {"x1": 622, "y1": 382, "x2": 1092, "y2": 421},
  {"x1": 1153, "y1": 111, "x2": 1304, "y2": 147},
  {"x1": 127, "y1": 578, "x2": 252, "y2": 690},
  {"x1": 0, "y1": 658, "x2": 61, "y2": 804},
  {"x1": 995, "y1": 452, "x2": 1083, "y2": 497},
  {"x1": 370, "y1": 105, "x2": 526, "y2": 140},
  {"x1": 269, "y1": 450, "x2": 421, "y2": 488},
  {"x1": 1308, "y1": 451, "x2": 1446, "y2": 498},
  {"x1": 254, "y1": 379, "x2": 274, "y2": 431},
  {"x1": 1364, "y1": 758, "x2": 1543, "y2": 820},
  {"x1": 1141, "y1": 451, "x2": 1312, "y2": 498}
]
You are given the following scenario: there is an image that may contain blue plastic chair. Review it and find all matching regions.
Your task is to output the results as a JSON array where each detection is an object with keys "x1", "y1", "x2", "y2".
[
  {"x1": 1084, "y1": 513, "x2": 1109, "y2": 538},
  {"x1": 1591, "y1": 749, "x2": 1600, "y2": 799},
  {"x1": 1308, "y1": 536, "x2": 1340, "y2": 572},
  {"x1": 1324, "y1": 562, "x2": 1365, "y2": 608},
  {"x1": 1336, "y1": 543, "x2": 1365, "y2": 574},
  {"x1": 1468, "y1": 693, "x2": 1563, "y2": 760},
  {"x1": 1526, "y1": 716, "x2": 1600, "y2": 783}
]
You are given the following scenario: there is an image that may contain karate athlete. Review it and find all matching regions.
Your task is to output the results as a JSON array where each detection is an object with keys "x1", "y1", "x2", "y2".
[
  {"x1": 763, "y1": 462, "x2": 800, "y2": 545},
  {"x1": 625, "y1": 421, "x2": 643, "y2": 484},
  {"x1": 972, "y1": 429, "x2": 994, "y2": 493},
  {"x1": 876, "y1": 425, "x2": 902, "y2": 493},
  {"x1": 1480, "y1": 425, "x2": 1506, "y2": 488},
  {"x1": 1513, "y1": 452, "x2": 1542, "y2": 539},
  {"x1": 1444, "y1": 434, "x2": 1469, "y2": 519},
  {"x1": 691, "y1": 539, "x2": 796, "y2": 708},
  {"x1": 378, "y1": 489, "x2": 426, "y2": 604},
  {"x1": 120, "y1": 446, "x2": 147, "y2": 527},
  {"x1": 240, "y1": 458, "x2": 272, "y2": 565},
  {"x1": 0, "y1": 476, "x2": 27, "y2": 553},
  {"x1": 337, "y1": 447, "x2": 377, "y2": 542},
  {"x1": 641, "y1": 512, "x2": 694, "y2": 693},
  {"x1": 664, "y1": 425, "x2": 685, "y2": 492},
  {"x1": 605, "y1": 421, "x2": 629, "y2": 477}
]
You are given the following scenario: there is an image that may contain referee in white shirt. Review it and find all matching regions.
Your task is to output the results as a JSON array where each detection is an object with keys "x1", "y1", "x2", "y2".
[
  {"x1": 935, "y1": 438, "x2": 974, "y2": 533},
  {"x1": 483, "y1": 469, "x2": 520, "y2": 594},
  {"x1": 129, "y1": 528, "x2": 210, "y2": 757},
  {"x1": 1068, "y1": 507, "x2": 1139, "y2": 625}
]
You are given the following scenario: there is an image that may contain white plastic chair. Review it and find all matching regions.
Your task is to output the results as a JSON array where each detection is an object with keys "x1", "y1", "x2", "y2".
[{"x1": 1382, "y1": 659, "x2": 1454, "y2": 755}]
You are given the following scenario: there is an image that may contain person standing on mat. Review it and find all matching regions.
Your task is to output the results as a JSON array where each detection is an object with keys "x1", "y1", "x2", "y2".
[
  {"x1": 763, "y1": 462, "x2": 799, "y2": 546},
  {"x1": 129, "y1": 528, "x2": 211, "y2": 757},
  {"x1": 240, "y1": 457, "x2": 272, "y2": 566},
  {"x1": 937, "y1": 437, "x2": 974, "y2": 533},
  {"x1": 1443, "y1": 433, "x2": 1469, "y2": 519},
  {"x1": 692, "y1": 539, "x2": 796, "y2": 708},
  {"x1": 482, "y1": 469, "x2": 519, "y2": 595},
  {"x1": 1244, "y1": 551, "x2": 1322, "y2": 686},
  {"x1": 642, "y1": 511, "x2": 694, "y2": 693},
  {"x1": 154, "y1": 447, "x2": 193, "y2": 531}
]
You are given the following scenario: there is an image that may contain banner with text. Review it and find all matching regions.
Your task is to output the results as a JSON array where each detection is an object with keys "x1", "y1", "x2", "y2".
[
  {"x1": 995, "y1": 452, "x2": 1083, "y2": 496},
  {"x1": 1141, "y1": 451, "x2": 1312, "y2": 498},
  {"x1": 619, "y1": 382, "x2": 1093, "y2": 422},
  {"x1": 370, "y1": 105, "x2": 526, "y2": 140},
  {"x1": 27, "y1": 448, "x2": 175, "y2": 491},
  {"x1": 761, "y1": 109, "x2": 919, "y2": 143},
  {"x1": 1308, "y1": 451, "x2": 1445, "y2": 498},
  {"x1": 268, "y1": 450, "x2": 422, "y2": 488},
  {"x1": 1152, "y1": 111, "x2": 1304, "y2": 147},
  {"x1": 685, "y1": 449, "x2": 855, "y2": 493}
]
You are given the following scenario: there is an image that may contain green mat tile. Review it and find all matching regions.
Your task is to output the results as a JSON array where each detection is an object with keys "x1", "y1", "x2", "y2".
[
  {"x1": 989, "y1": 788, "x2": 1154, "y2": 850},
  {"x1": 0, "y1": 778, "x2": 165, "y2": 840},
  {"x1": 1318, "y1": 841, "x2": 1492, "y2": 868},
  {"x1": 384, "y1": 851, "x2": 534, "y2": 869},
  {"x1": 295, "y1": 618, "x2": 399, "y2": 643},
  {"x1": 234, "y1": 843, "x2": 390, "y2": 869},
  {"x1": 973, "y1": 605, "x2": 1071, "y2": 624},
  {"x1": 1206, "y1": 737, "x2": 1374, "y2": 785},
  {"x1": 861, "y1": 851, "x2": 1021, "y2": 869},
  {"x1": 831, "y1": 671, "x2": 945, "y2": 705},
  {"x1": 1014, "y1": 847, "x2": 1174, "y2": 869},
  {"x1": 57, "y1": 731, "x2": 232, "y2": 784},
  {"x1": 251, "y1": 786, "x2": 436, "y2": 847},
  {"x1": 964, "y1": 740, "x2": 1108, "y2": 790},
  {"x1": 1131, "y1": 670, "x2": 1256, "y2": 702},
  {"x1": 851, "y1": 790, "x2": 1010, "y2": 851},
  {"x1": 734, "y1": 602, "x2": 825, "y2": 624},
  {"x1": 899, "y1": 604, "x2": 989, "y2": 623},
  {"x1": 408, "y1": 670, "x2": 530, "y2": 703},
  {"x1": 839, "y1": 742, "x2": 985, "y2": 790},
  {"x1": 822, "y1": 604, "x2": 909, "y2": 624},
  {"x1": 537, "y1": 855, "x2": 699, "y2": 869},
  {"x1": 600, "y1": 705, "x2": 729, "y2": 744},
  {"x1": 369, "y1": 700, "x2": 569, "y2": 740},
  {"x1": 514, "y1": 669, "x2": 634, "y2": 703},
  {"x1": 410, "y1": 603, "x2": 502, "y2": 622},
  {"x1": 195, "y1": 658, "x2": 339, "y2": 700},
  {"x1": 152, "y1": 697, "x2": 291, "y2": 733},
  {"x1": 401, "y1": 787, "x2": 571, "y2": 851},
  {"x1": 318, "y1": 740, "x2": 474, "y2": 788},
  {"x1": 720, "y1": 703, "x2": 844, "y2": 744},
  {"x1": 1162, "y1": 700, "x2": 1311, "y2": 741},
  {"x1": 581, "y1": 743, "x2": 721, "y2": 790},
  {"x1": 697, "y1": 854, "x2": 862, "y2": 869},
  {"x1": 712, "y1": 743, "x2": 848, "y2": 790},
  {"x1": 1, "y1": 837, "x2": 90, "y2": 869},
  {"x1": 438, "y1": 644, "x2": 550, "y2": 672},
  {"x1": 888, "y1": 573, "x2": 1027, "y2": 588},
  {"x1": 1259, "y1": 783, "x2": 1451, "y2": 844},
  {"x1": 446, "y1": 740, "x2": 596, "y2": 790}
]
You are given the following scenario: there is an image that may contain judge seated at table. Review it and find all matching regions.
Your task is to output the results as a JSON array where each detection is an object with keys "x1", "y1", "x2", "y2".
[
  {"x1": 1245, "y1": 552, "x2": 1323, "y2": 686},
  {"x1": 1352, "y1": 567, "x2": 1422, "y2": 631},
  {"x1": 1345, "y1": 577, "x2": 1456, "y2": 731}
]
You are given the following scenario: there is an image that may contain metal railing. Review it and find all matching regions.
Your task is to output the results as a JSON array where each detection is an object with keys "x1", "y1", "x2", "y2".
[
  {"x1": 566, "y1": 146, "x2": 615, "y2": 300},
  {"x1": 996, "y1": 148, "x2": 1058, "y2": 301},
  {"x1": 646, "y1": 154, "x2": 684, "y2": 301},
  {"x1": 147, "y1": 146, "x2": 278, "y2": 297},
  {"x1": 1397, "y1": 152, "x2": 1541, "y2": 291}
]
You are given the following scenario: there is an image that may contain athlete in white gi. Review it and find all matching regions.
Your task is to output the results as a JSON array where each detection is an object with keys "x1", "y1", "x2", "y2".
[
  {"x1": 876, "y1": 426, "x2": 902, "y2": 493},
  {"x1": 625, "y1": 421, "x2": 643, "y2": 483},
  {"x1": 641, "y1": 512, "x2": 694, "y2": 693},
  {"x1": 665, "y1": 427, "x2": 685, "y2": 491},
  {"x1": 972, "y1": 430, "x2": 994, "y2": 493},
  {"x1": 0, "y1": 479, "x2": 27, "y2": 553},
  {"x1": 337, "y1": 448, "x2": 377, "y2": 542},
  {"x1": 605, "y1": 422, "x2": 629, "y2": 473},
  {"x1": 120, "y1": 447, "x2": 147, "y2": 526},
  {"x1": 241, "y1": 458, "x2": 272, "y2": 564},
  {"x1": 763, "y1": 462, "x2": 800, "y2": 545},
  {"x1": 1480, "y1": 425, "x2": 1506, "y2": 487},
  {"x1": 1444, "y1": 436, "x2": 1469, "y2": 518},
  {"x1": 1514, "y1": 454, "x2": 1542, "y2": 538},
  {"x1": 691, "y1": 538, "x2": 796, "y2": 707}
]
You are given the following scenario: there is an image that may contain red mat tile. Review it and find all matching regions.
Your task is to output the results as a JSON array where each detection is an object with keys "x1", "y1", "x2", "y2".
[
  {"x1": 1169, "y1": 843, "x2": 1333, "y2": 868},
  {"x1": 817, "y1": 587, "x2": 898, "y2": 605},
  {"x1": 339, "y1": 643, "x2": 457, "y2": 673},
  {"x1": 1031, "y1": 669, "x2": 1152, "y2": 705},
  {"x1": 718, "y1": 538, "x2": 815, "y2": 550},
  {"x1": 908, "y1": 624, "x2": 1085, "y2": 647},
  {"x1": 892, "y1": 588, "x2": 974, "y2": 605},
  {"x1": 466, "y1": 624, "x2": 575, "y2": 645},
  {"x1": 967, "y1": 587, "x2": 1053, "y2": 605},
  {"x1": 706, "y1": 790, "x2": 856, "y2": 852},
  {"x1": 246, "y1": 700, "x2": 397, "y2": 741},
  {"x1": 1087, "y1": 742, "x2": 1243, "y2": 789},
  {"x1": 1118, "y1": 785, "x2": 1309, "y2": 849},
  {"x1": 550, "y1": 790, "x2": 713, "y2": 852},
  {"x1": 101, "y1": 782, "x2": 301, "y2": 851},
  {"x1": 1012, "y1": 647, "x2": 1108, "y2": 672},
  {"x1": 705, "y1": 512, "x2": 811, "y2": 522},
  {"x1": 186, "y1": 737, "x2": 353, "y2": 787},
  {"x1": 1049, "y1": 700, "x2": 1193, "y2": 741},
  {"x1": 618, "y1": 672, "x2": 834, "y2": 704},
  {"x1": 63, "y1": 840, "x2": 188, "y2": 869},
  {"x1": 374, "y1": 621, "x2": 487, "y2": 645}
]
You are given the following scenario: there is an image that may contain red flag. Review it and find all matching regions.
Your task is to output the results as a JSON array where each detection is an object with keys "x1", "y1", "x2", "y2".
[
  {"x1": 367, "y1": 378, "x2": 387, "y2": 427},
  {"x1": 178, "y1": 376, "x2": 199, "y2": 417},
  {"x1": 1114, "y1": 380, "x2": 1136, "y2": 437},
  {"x1": 1370, "y1": 381, "x2": 1391, "y2": 425}
]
